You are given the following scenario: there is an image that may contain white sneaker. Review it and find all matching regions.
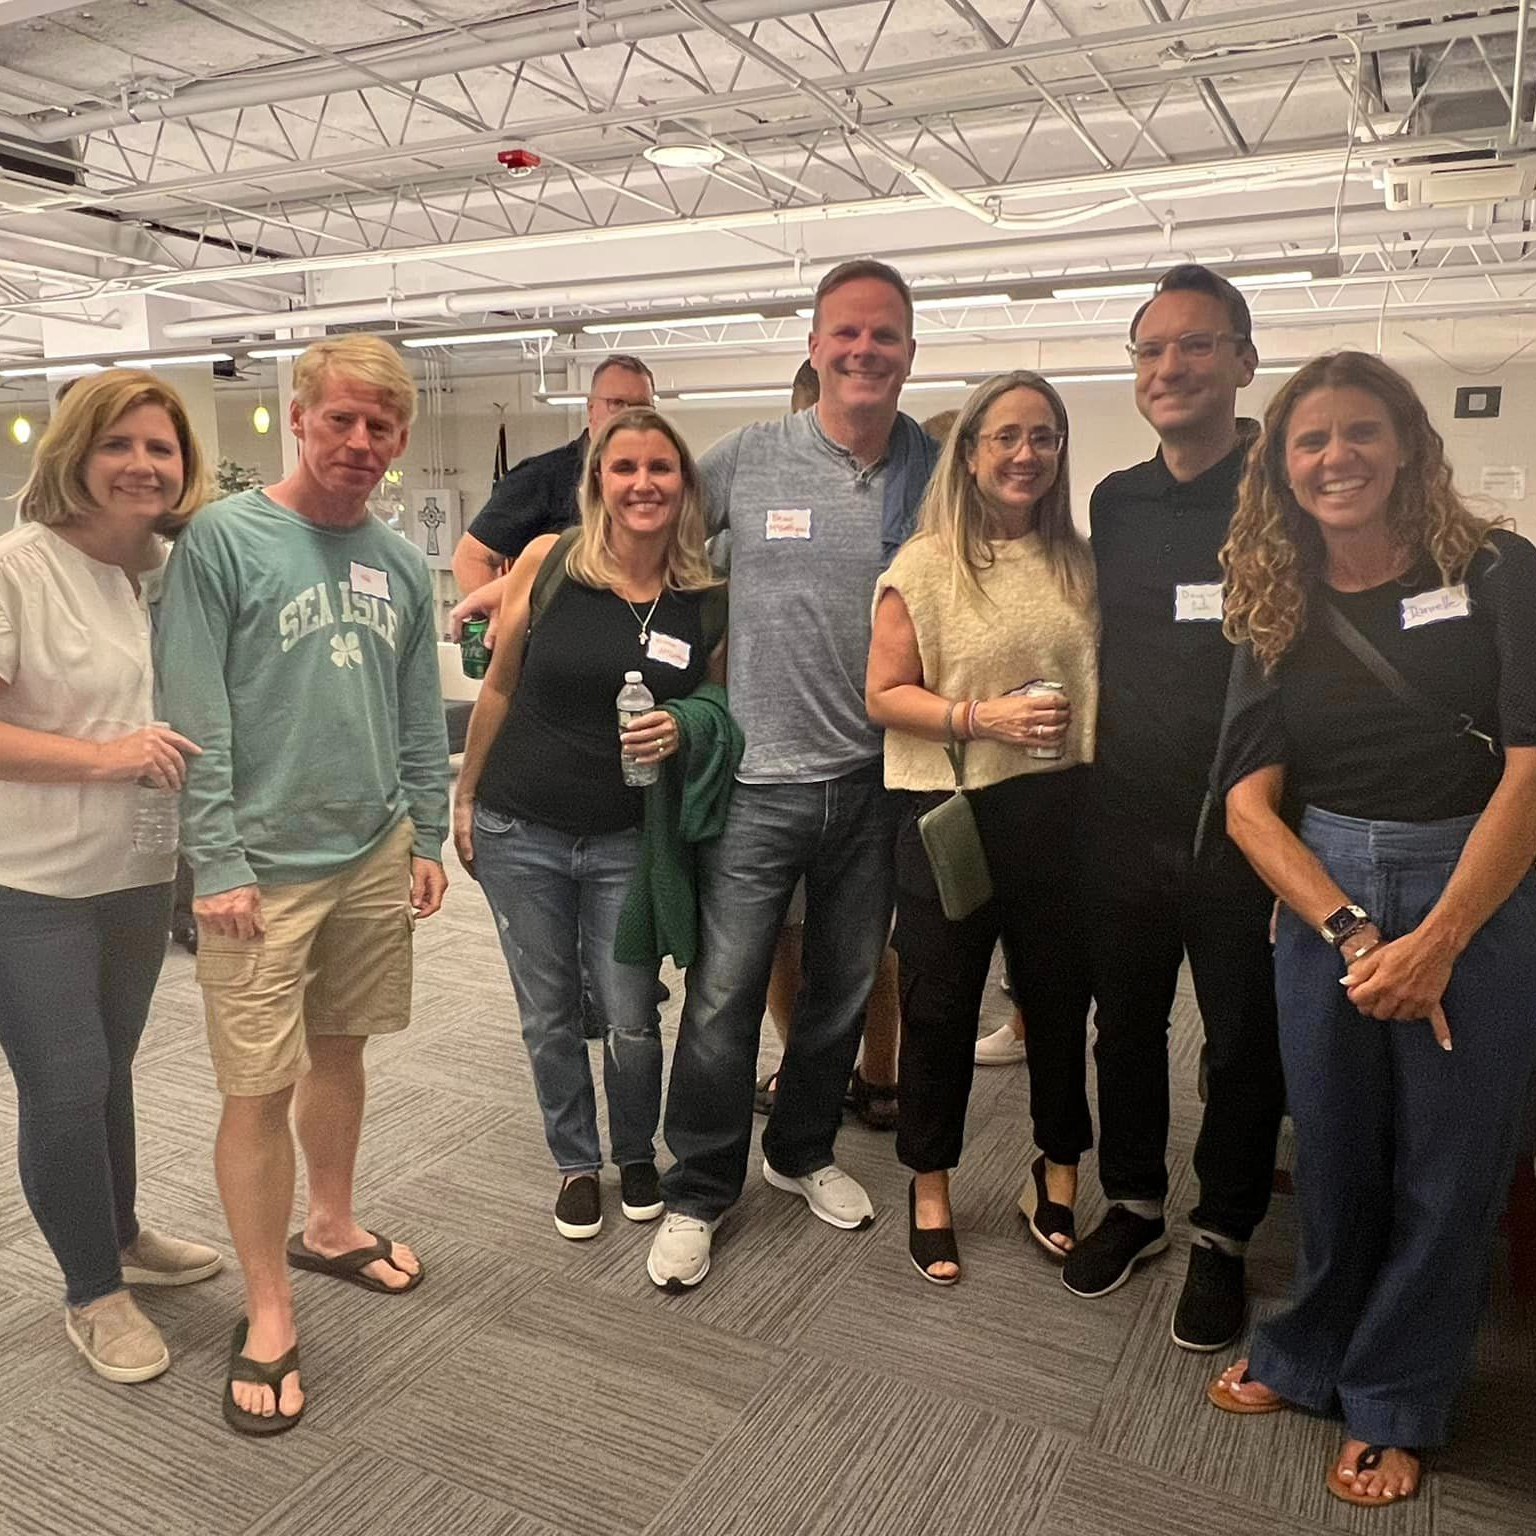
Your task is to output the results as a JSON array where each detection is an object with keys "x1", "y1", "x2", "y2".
[
  {"x1": 762, "y1": 1158, "x2": 874, "y2": 1230},
  {"x1": 974, "y1": 1023, "x2": 1026, "y2": 1065},
  {"x1": 646, "y1": 1213, "x2": 716, "y2": 1291}
]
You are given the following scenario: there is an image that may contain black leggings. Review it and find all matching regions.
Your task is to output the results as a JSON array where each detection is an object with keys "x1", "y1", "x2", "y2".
[{"x1": 893, "y1": 769, "x2": 1093, "y2": 1173}]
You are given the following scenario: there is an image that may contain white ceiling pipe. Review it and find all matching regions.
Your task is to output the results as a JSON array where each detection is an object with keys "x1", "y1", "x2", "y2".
[
  {"x1": 0, "y1": 0, "x2": 1435, "y2": 146},
  {"x1": 159, "y1": 205, "x2": 1530, "y2": 340}
]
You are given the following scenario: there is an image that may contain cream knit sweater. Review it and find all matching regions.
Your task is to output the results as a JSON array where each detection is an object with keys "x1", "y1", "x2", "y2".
[{"x1": 874, "y1": 531, "x2": 1099, "y2": 791}]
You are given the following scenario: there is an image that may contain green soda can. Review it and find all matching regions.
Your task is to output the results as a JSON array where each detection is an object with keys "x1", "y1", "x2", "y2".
[{"x1": 460, "y1": 617, "x2": 491, "y2": 678}]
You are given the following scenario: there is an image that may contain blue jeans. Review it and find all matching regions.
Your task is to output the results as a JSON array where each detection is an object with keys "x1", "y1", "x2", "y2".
[
  {"x1": 472, "y1": 807, "x2": 663, "y2": 1174},
  {"x1": 662, "y1": 764, "x2": 898, "y2": 1221},
  {"x1": 0, "y1": 881, "x2": 171, "y2": 1306},
  {"x1": 1249, "y1": 807, "x2": 1536, "y2": 1448}
]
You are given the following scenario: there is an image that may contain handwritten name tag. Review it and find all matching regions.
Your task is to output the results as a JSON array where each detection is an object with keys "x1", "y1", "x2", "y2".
[
  {"x1": 349, "y1": 562, "x2": 391, "y2": 601},
  {"x1": 1174, "y1": 581, "x2": 1223, "y2": 622},
  {"x1": 646, "y1": 631, "x2": 692, "y2": 669},
  {"x1": 1400, "y1": 584, "x2": 1470, "y2": 629},
  {"x1": 765, "y1": 508, "x2": 812, "y2": 540}
]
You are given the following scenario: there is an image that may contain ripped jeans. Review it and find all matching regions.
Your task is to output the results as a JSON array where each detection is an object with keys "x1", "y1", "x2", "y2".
[{"x1": 472, "y1": 806, "x2": 663, "y2": 1174}]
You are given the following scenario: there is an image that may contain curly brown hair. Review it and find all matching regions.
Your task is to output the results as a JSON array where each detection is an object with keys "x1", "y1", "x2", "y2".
[{"x1": 1221, "y1": 350, "x2": 1500, "y2": 671}]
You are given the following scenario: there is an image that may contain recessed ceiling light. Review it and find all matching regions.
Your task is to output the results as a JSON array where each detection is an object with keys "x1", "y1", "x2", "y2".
[{"x1": 644, "y1": 134, "x2": 725, "y2": 169}]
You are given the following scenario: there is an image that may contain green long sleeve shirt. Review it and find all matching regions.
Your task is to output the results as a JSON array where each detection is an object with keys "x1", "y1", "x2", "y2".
[{"x1": 154, "y1": 490, "x2": 450, "y2": 897}]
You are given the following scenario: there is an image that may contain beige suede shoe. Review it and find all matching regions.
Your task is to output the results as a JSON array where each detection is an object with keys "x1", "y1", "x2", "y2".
[
  {"x1": 64, "y1": 1290, "x2": 170, "y2": 1384},
  {"x1": 121, "y1": 1228, "x2": 224, "y2": 1287}
]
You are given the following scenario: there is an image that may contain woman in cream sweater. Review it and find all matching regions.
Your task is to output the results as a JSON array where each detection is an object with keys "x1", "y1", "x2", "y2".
[{"x1": 867, "y1": 370, "x2": 1098, "y2": 1284}]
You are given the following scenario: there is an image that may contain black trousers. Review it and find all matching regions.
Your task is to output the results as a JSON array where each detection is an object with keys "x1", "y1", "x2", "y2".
[
  {"x1": 894, "y1": 768, "x2": 1094, "y2": 1174},
  {"x1": 1082, "y1": 805, "x2": 1284, "y2": 1242}
]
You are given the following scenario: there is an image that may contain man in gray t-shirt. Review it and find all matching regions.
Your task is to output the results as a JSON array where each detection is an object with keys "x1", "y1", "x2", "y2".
[{"x1": 649, "y1": 259, "x2": 935, "y2": 1292}]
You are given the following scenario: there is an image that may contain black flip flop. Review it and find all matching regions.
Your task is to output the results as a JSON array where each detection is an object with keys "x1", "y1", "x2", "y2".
[
  {"x1": 1018, "y1": 1154, "x2": 1076, "y2": 1259},
  {"x1": 286, "y1": 1231, "x2": 424, "y2": 1294},
  {"x1": 753, "y1": 1072, "x2": 777, "y2": 1117},
  {"x1": 223, "y1": 1319, "x2": 303, "y2": 1436},
  {"x1": 1326, "y1": 1445, "x2": 1422, "y2": 1506}
]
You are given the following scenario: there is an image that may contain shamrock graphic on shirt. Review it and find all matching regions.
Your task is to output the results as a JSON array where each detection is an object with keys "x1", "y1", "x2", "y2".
[{"x1": 330, "y1": 631, "x2": 364, "y2": 669}]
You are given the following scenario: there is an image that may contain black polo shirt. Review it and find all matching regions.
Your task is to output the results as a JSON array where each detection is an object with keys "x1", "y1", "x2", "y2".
[
  {"x1": 466, "y1": 431, "x2": 587, "y2": 561},
  {"x1": 1090, "y1": 425, "x2": 1255, "y2": 834}
]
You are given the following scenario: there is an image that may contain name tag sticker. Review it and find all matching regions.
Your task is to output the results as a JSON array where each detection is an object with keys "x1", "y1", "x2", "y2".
[
  {"x1": 349, "y1": 562, "x2": 391, "y2": 601},
  {"x1": 1401, "y1": 584, "x2": 1470, "y2": 630},
  {"x1": 646, "y1": 631, "x2": 692, "y2": 670},
  {"x1": 765, "y1": 508, "x2": 812, "y2": 540},
  {"x1": 1174, "y1": 581, "x2": 1224, "y2": 622}
]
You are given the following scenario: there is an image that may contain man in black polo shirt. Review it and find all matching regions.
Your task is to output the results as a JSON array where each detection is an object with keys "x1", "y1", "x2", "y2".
[
  {"x1": 450, "y1": 352, "x2": 654, "y2": 593},
  {"x1": 1062, "y1": 265, "x2": 1285, "y2": 1353}
]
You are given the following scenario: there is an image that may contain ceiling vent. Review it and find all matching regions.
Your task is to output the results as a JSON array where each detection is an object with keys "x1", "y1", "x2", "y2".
[{"x1": 1381, "y1": 149, "x2": 1536, "y2": 210}]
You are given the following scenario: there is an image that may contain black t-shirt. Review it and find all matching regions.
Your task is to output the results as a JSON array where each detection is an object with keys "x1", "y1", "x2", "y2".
[
  {"x1": 467, "y1": 433, "x2": 586, "y2": 561},
  {"x1": 1090, "y1": 428, "x2": 1256, "y2": 833},
  {"x1": 477, "y1": 577, "x2": 710, "y2": 835},
  {"x1": 1214, "y1": 529, "x2": 1536, "y2": 821}
]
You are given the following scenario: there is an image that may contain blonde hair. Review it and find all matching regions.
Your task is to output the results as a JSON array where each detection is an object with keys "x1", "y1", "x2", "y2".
[
  {"x1": 566, "y1": 408, "x2": 721, "y2": 594},
  {"x1": 14, "y1": 369, "x2": 212, "y2": 534},
  {"x1": 1222, "y1": 350, "x2": 1502, "y2": 672},
  {"x1": 913, "y1": 370, "x2": 1092, "y2": 608},
  {"x1": 291, "y1": 335, "x2": 416, "y2": 426}
]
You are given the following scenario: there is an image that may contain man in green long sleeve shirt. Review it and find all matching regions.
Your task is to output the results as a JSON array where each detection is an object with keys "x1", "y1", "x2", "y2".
[{"x1": 155, "y1": 336, "x2": 448, "y2": 1434}]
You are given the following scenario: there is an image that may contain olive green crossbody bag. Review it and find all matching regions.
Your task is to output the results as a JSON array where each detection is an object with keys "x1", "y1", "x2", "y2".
[{"x1": 917, "y1": 742, "x2": 993, "y2": 921}]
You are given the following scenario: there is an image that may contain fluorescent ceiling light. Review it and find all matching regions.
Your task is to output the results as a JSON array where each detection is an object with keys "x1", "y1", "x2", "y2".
[
  {"x1": 912, "y1": 293, "x2": 1013, "y2": 311},
  {"x1": 246, "y1": 346, "x2": 308, "y2": 360},
  {"x1": 581, "y1": 313, "x2": 766, "y2": 335},
  {"x1": 114, "y1": 352, "x2": 232, "y2": 367},
  {"x1": 677, "y1": 387, "x2": 791, "y2": 401},
  {"x1": 795, "y1": 308, "x2": 815, "y2": 320},
  {"x1": 644, "y1": 136, "x2": 725, "y2": 170},
  {"x1": 902, "y1": 379, "x2": 970, "y2": 391},
  {"x1": 0, "y1": 362, "x2": 103, "y2": 379},
  {"x1": 541, "y1": 394, "x2": 586, "y2": 406},
  {"x1": 1230, "y1": 269, "x2": 1314, "y2": 288},
  {"x1": 1051, "y1": 370, "x2": 1134, "y2": 382},
  {"x1": 401, "y1": 328, "x2": 556, "y2": 348},
  {"x1": 1051, "y1": 281, "x2": 1156, "y2": 300}
]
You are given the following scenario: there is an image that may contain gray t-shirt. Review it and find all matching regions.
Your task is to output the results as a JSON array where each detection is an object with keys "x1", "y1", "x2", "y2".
[{"x1": 702, "y1": 408, "x2": 890, "y2": 783}]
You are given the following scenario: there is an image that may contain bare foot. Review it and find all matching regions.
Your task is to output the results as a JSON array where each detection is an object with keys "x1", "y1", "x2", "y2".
[
  {"x1": 913, "y1": 1172, "x2": 958, "y2": 1282},
  {"x1": 233, "y1": 1315, "x2": 304, "y2": 1419},
  {"x1": 1331, "y1": 1441, "x2": 1421, "y2": 1504},
  {"x1": 303, "y1": 1224, "x2": 420, "y2": 1290},
  {"x1": 1209, "y1": 1358, "x2": 1285, "y2": 1411}
]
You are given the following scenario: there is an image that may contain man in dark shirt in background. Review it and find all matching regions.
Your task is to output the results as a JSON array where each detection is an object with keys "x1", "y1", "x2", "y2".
[
  {"x1": 450, "y1": 352, "x2": 654, "y2": 593},
  {"x1": 1062, "y1": 265, "x2": 1285, "y2": 1355}
]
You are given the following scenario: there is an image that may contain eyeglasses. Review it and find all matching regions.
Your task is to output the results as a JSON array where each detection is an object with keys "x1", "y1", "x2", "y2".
[
  {"x1": 974, "y1": 426, "x2": 1064, "y2": 456},
  {"x1": 1126, "y1": 330, "x2": 1247, "y2": 366},
  {"x1": 589, "y1": 395, "x2": 653, "y2": 412}
]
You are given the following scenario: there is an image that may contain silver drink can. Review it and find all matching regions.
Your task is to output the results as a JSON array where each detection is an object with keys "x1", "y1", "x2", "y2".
[{"x1": 1022, "y1": 679, "x2": 1066, "y2": 759}]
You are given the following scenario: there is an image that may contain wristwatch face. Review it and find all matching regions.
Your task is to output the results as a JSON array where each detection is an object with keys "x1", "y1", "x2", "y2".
[{"x1": 1320, "y1": 904, "x2": 1367, "y2": 944}]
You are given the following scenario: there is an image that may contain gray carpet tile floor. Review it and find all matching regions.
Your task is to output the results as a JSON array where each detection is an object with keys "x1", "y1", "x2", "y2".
[{"x1": 0, "y1": 841, "x2": 1532, "y2": 1536}]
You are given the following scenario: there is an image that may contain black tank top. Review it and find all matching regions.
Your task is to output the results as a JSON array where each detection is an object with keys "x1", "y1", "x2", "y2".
[{"x1": 478, "y1": 578, "x2": 710, "y2": 835}]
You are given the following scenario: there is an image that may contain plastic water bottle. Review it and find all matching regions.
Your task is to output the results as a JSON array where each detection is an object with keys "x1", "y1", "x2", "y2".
[
  {"x1": 617, "y1": 671, "x2": 658, "y2": 788},
  {"x1": 132, "y1": 720, "x2": 181, "y2": 856}
]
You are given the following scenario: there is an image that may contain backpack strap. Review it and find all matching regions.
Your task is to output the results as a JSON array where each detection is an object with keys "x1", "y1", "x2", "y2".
[{"x1": 526, "y1": 526, "x2": 582, "y2": 639}]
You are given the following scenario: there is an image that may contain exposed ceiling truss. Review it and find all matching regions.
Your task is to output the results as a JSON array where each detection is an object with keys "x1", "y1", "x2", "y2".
[{"x1": 0, "y1": 0, "x2": 1534, "y2": 366}]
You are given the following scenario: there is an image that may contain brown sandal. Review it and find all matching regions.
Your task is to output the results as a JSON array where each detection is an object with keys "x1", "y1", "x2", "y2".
[{"x1": 285, "y1": 1231, "x2": 424, "y2": 1294}]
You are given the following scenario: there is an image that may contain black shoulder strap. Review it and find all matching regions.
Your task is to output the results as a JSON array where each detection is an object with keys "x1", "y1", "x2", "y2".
[
  {"x1": 1317, "y1": 596, "x2": 1501, "y2": 757},
  {"x1": 527, "y1": 526, "x2": 582, "y2": 634}
]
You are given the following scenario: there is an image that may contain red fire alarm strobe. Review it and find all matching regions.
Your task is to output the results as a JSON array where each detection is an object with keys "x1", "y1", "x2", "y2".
[{"x1": 498, "y1": 148, "x2": 542, "y2": 177}]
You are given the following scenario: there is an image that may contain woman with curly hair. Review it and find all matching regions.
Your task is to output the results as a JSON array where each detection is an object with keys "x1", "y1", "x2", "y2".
[{"x1": 1205, "y1": 351, "x2": 1536, "y2": 1507}]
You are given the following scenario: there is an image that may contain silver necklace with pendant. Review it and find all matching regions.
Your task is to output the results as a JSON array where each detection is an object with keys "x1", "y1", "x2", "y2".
[{"x1": 625, "y1": 590, "x2": 663, "y2": 647}]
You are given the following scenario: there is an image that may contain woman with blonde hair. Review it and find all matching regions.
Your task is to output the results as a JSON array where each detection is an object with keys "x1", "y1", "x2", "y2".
[
  {"x1": 0, "y1": 369, "x2": 224, "y2": 1385},
  {"x1": 866, "y1": 369, "x2": 1098, "y2": 1283},
  {"x1": 453, "y1": 408, "x2": 726, "y2": 1240},
  {"x1": 1207, "y1": 351, "x2": 1536, "y2": 1507}
]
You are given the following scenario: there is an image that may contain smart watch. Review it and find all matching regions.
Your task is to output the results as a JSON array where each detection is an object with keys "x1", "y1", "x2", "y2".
[{"x1": 1318, "y1": 903, "x2": 1371, "y2": 947}]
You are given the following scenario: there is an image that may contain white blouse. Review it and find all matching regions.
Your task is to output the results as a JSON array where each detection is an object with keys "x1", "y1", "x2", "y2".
[{"x1": 0, "y1": 522, "x2": 175, "y2": 897}]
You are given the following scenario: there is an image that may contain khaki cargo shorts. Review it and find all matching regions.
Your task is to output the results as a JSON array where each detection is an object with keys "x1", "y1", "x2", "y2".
[{"x1": 195, "y1": 818, "x2": 417, "y2": 1097}]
